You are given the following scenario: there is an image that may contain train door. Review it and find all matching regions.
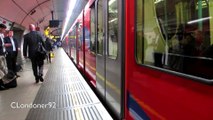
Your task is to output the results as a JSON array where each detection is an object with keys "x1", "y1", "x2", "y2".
[
  {"x1": 95, "y1": 0, "x2": 124, "y2": 119},
  {"x1": 77, "y1": 18, "x2": 84, "y2": 70},
  {"x1": 71, "y1": 26, "x2": 77, "y2": 63}
]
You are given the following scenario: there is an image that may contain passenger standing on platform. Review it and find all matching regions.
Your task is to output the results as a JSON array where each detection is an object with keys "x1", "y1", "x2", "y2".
[
  {"x1": 23, "y1": 24, "x2": 45, "y2": 83},
  {"x1": 0, "y1": 24, "x2": 8, "y2": 90},
  {"x1": 4, "y1": 30, "x2": 19, "y2": 77},
  {"x1": 45, "y1": 37, "x2": 52, "y2": 63}
]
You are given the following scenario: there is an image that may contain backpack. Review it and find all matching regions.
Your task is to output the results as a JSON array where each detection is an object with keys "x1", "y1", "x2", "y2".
[
  {"x1": 35, "y1": 40, "x2": 46, "y2": 60},
  {"x1": 2, "y1": 70, "x2": 17, "y2": 88}
]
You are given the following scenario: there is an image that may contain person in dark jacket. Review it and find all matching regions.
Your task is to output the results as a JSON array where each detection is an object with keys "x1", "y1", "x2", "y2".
[
  {"x1": 0, "y1": 24, "x2": 6, "y2": 56},
  {"x1": 45, "y1": 37, "x2": 53, "y2": 63},
  {"x1": 23, "y1": 24, "x2": 45, "y2": 83},
  {"x1": 4, "y1": 30, "x2": 19, "y2": 76},
  {"x1": 0, "y1": 24, "x2": 9, "y2": 90}
]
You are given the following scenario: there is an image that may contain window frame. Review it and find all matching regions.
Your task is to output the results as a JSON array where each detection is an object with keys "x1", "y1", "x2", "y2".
[
  {"x1": 90, "y1": 5, "x2": 96, "y2": 54},
  {"x1": 134, "y1": 0, "x2": 213, "y2": 84},
  {"x1": 96, "y1": 0, "x2": 104, "y2": 56},
  {"x1": 107, "y1": 0, "x2": 119, "y2": 60}
]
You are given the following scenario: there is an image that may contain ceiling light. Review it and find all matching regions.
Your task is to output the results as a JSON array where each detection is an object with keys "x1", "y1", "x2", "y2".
[
  {"x1": 187, "y1": 17, "x2": 211, "y2": 24},
  {"x1": 61, "y1": 0, "x2": 77, "y2": 41},
  {"x1": 30, "y1": 9, "x2": 36, "y2": 15}
]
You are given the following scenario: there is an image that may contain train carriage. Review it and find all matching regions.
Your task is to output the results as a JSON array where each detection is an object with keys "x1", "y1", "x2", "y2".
[{"x1": 63, "y1": 0, "x2": 213, "y2": 119}]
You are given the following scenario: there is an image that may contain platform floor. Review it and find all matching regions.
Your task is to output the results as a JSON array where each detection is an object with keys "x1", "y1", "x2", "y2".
[
  {"x1": 25, "y1": 48, "x2": 112, "y2": 120},
  {"x1": 0, "y1": 57, "x2": 50, "y2": 120}
]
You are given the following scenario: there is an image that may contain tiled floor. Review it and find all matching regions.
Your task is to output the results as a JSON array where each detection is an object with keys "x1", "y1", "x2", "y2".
[
  {"x1": 0, "y1": 59, "x2": 51, "y2": 120},
  {"x1": 26, "y1": 48, "x2": 112, "y2": 120}
]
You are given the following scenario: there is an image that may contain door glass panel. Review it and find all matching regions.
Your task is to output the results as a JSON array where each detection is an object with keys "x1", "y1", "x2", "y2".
[
  {"x1": 136, "y1": 0, "x2": 144, "y2": 64},
  {"x1": 90, "y1": 6, "x2": 96, "y2": 53},
  {"x1": 78, "y1": 21, "x2": 84, "y2": 66},
  {"x1": 97, "y1": 0, "x2": 104, "y2": 55},
  {"x1": 108, "y1": 0, "x2": 118, "y2": 59},
  {"x1": 71, "y1": 27, "x2": 77, "y2": 63}
]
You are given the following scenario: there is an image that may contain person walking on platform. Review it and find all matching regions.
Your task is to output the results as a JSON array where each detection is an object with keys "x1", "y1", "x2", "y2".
[
  {"x1": 0, "y1": 24, "x2": 8, "y2": 90},
  {"x1": 4, "y1": 30, "x2": 20, "y2": 77},
  {"x1": 45, "y1": 37, "x2": 52, "y2": 63},
  {"x1": 23, "y1": 24, "x2": 45, "y2": 83}
]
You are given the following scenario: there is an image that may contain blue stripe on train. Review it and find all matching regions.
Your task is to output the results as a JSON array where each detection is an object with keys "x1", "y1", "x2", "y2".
[{"x1": 128, "y1": 92, "x2": 150, "y2": 120}]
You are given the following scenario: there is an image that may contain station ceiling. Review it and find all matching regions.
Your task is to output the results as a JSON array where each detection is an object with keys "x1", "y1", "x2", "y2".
[{"x1": 0, "y1": 0, "x2": 87, "y2": 36}]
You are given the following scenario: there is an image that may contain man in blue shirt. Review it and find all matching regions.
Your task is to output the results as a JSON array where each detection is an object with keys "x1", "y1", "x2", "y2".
[{"x1": 4, "y1": 30, "x2": 19, "y2": 76}]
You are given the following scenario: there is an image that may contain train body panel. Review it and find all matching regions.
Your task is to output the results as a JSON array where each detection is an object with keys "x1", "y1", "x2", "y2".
[{"x1": 125, "y1": 0, "x2": 213, "y2": 119}]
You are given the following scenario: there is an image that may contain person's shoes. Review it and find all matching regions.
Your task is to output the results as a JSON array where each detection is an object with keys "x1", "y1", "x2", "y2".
[
  {"x1": 39, "y1": 76, "x2": 44, "y2": 82},
  {"x1": 35, "y1": 80, "x2": 39, "y2": 83},
  {"x1": 0, "y1": 85, "x2": 9, "y2": 90},
  {"x1": 35, "y1": 77, "x2": 39, "y2": 83},
  {"x1": 16, "y1": 74, "x2": 20, "y2": 78}
]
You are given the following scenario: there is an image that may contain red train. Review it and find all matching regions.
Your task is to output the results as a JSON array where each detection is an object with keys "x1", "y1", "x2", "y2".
[{"x1": 62, "y1": 0, "x2": 213, "y2": 119}]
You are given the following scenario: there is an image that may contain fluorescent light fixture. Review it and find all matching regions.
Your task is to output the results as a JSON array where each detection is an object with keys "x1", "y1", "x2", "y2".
[
  {"x1": 154, "y1": 0, "x2": 164, "y2": 4},
  {"x1": 109, "y1": 18, "x2": 118, "y2": 23},
  {"x1": 109, "y1": 0, "x2": 116, "y2": 6},
  {"x1": 61, "y1": 0, "x2": 77, "y2": 40},
  {"x1": 30, "y1": 9, "x2": 36, "y2": 15},
  {"x1": 187, "y1": 17, "x2": 211, "y2": 24}
]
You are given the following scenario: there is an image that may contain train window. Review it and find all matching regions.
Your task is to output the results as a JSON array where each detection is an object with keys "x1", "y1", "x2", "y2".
[
  {"x1": 136, "y1": 0, "x2": 144, "y2": 64},
  {"x1": 78, "y1": 22, "x2": 83, "y2": 50},
  {"x1": 136, "y1": 0, "x2": 213, "y2": 80},
  {"x1": 68, "y1": 32, "x2": 72, "y2": 55},
  {"x1": 108, "y1": 0, "x2": 118, "y2": 59},
  {"x1": 70, "y1": 28, "x2": 77, "y2": 63},
  {"x1": 90, "y1": 6, "x2": 96, "y2": 53},
  {"x1": 97, "y1": 0, "x2": 104, "y2": 55}
]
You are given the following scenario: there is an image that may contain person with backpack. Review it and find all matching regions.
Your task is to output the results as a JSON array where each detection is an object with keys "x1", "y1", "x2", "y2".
[
  {"x1": 23, "y1": 24, "x2": 46, "y2": 83},
  {"x1": 45, "y1": 37, "x2": 53, "y2": 63}
]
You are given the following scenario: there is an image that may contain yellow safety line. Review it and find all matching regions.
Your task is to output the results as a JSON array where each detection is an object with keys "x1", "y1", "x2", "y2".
[
  {"x1": 96, "y1": 72, "x2": 121, "y2": 95},
  {"x1": 85, "y1": 62, "x2": 96, "y2": 71},
  {"x1": 72, "y1": 94, "x2": 77, "y2": 106},
  {"x1": 75, "y1": 108, "x2": 83, "y2": 120},
  {"x1": 79, "y1": 59, "x2": 96, "y2": 71}
]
